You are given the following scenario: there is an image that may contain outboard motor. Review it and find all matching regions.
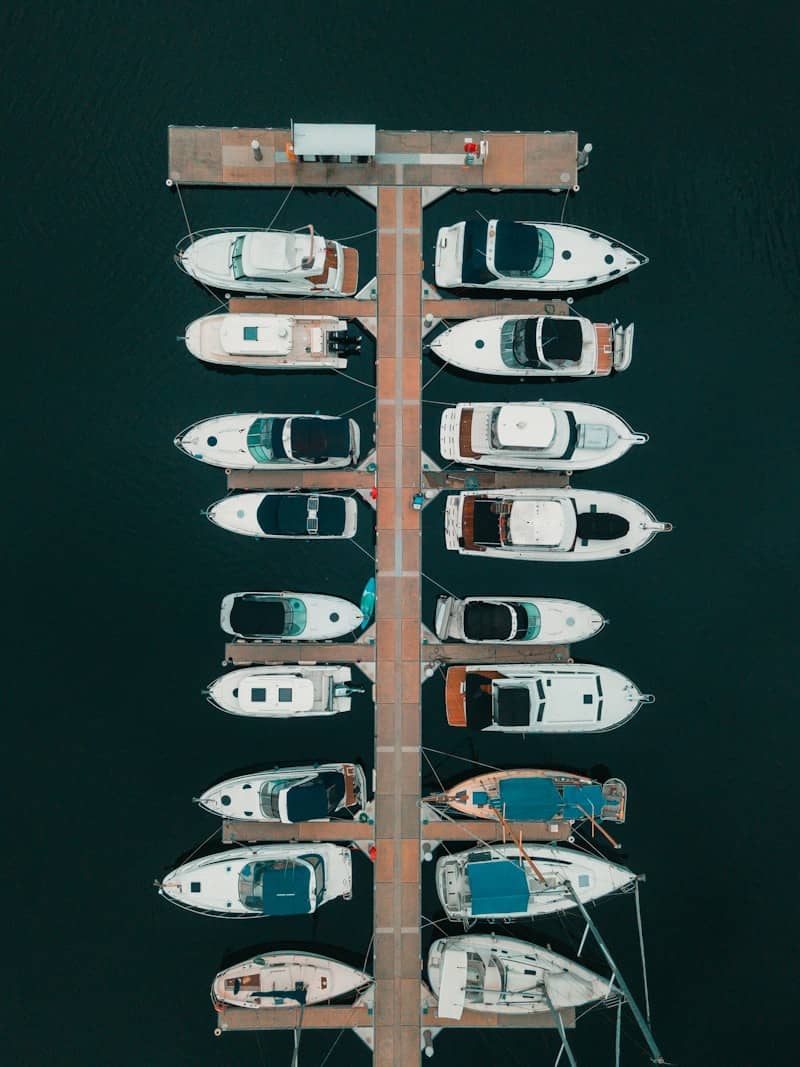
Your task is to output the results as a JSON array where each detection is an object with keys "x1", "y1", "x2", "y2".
[{"x1": 328, "y1": 330, "x2": 362, "y2": 354}]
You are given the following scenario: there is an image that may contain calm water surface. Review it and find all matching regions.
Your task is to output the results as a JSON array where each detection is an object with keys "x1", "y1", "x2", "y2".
[{"x1": 3, "y1": 2, "x2": 799, "y2": 1065}]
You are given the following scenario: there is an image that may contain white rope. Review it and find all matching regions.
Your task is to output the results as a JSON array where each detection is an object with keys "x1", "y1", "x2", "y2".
[
  {"x1": 266, "y1": 185, "x2": 295, "y2": 231},
  {"x1": 420, "y1": 570, "x2": 459, "y2": 599},
  {"x1": 349, "y1": 537, "x2": 376, "y2": 564},
  {"x1": 333, "y1": 227, "x2": 377, "y2": 242},
  {"x1": 173, "y1": 181, "x2": 194, "y2": 242},
  {"x1": 634, "y1": 880, "x2": 652, "y2": 1024},
  {"x1": 560, "y1": 187, "x2": 571, "y2": 224},
  {"x1": 338, "y1": 396, "x2": 376, "y2": 417},
  {"x1": 421, "y1": 745, "x2": 505, "y2": 773},
  {"x1": 615, "y1": 997, "x2": 622, "y2": 1067},
  {"x1": 333, "y1": 367, "x2": 375, "y2": 389},
  {"x1": 422, "y1": 361, "x2": 449, "y2": 390}
]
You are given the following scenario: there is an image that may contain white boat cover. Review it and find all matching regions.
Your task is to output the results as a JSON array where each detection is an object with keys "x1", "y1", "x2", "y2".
[
  {"x1": 495, "y1": 406, "x2": 556, "y2": 449},
  {"x1": 239, "y1": 675, "x2": 315, "y2": 713},
  {"x1": 508, "y1": 500, "x2": 574, "y2": 547},
  {"x1": 242, "y1": 234, "x2": 298, "y2": 276},
  {"x1": 437, "y1": 948, "x2": 469, "y2": 1020}
]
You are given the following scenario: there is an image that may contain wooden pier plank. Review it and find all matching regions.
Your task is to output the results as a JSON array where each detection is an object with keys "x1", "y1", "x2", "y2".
[{"x1": 223, "y1": 642, "x2": 375, "y2": 666}]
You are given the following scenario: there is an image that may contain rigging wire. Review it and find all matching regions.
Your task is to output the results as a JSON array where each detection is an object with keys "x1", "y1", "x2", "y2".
[
  {"x1": 420, "y1": 570, "x2": 459, "y2": 599},
  {"x1": 421, "y1": 745, "x2": 505, "y2": 773},
  {"x1": 173, "y1": 180, "x2": 194, "y2": 242},
  {"x1": 560, "y1": 187, "x2": 571, "y2": 224},
  {"x1": 333, "y1": 227, "x2": 377, "y2": 242},
  {"x1": 333, "y1": 367, "x2": 376, "y2": 389},
  {"x1": 337, "y1": 395, "x2": 376, "y2": 418},
  {"x1": 422, "y1": 360, "x2": 448, "y2": 391},
  {"x1": 633, "y1": 880, "x2": 652, "y2": 1024},
  {"x1": 266, "y1": 185, "x2": 295, "y2": 231}
]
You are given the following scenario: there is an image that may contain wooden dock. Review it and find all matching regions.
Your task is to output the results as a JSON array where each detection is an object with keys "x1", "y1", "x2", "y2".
[
  {"x1": 168, "y1": 127, "x2": 580, "y2": 190},
  {"x1": 173, "y1": 124, "x2": 586, "y2": 1058}
]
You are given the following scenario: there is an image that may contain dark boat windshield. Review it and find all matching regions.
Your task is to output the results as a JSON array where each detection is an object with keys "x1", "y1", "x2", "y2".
[
  {"x1": 460, "y1": 221, "x2": 495, "y2": 284},
  {"x1": 494, "y1": 223, "x2": 554, "y2": 279},
  {"x1": 503, "y1": 318, "x2": 584, "y2": 369}
]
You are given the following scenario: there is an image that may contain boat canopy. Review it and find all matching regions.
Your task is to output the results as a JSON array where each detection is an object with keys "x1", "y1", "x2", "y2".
[
  {"x1": 466, "y1": 858, "x2": 530, "y2": 915},
  {"x1": 238, "y1": 860, "x2": 314, "y2": 915},
  {"x1": 256, "y1": 494, "x2": 347, "y2": 536},
  {"x1": 460, "y1": 221, "x2": 495, "y2": 284},
  {"x1": 495, "y1": 405, "x2": 556, "y2": 448},
  {"x1": 494, "y1": 223, "x2": 554, "y2": 278},
  {"x1": 463, "y1": 601, "x2": 522, "y2": 641},
  {"x1": 284, "y1": 772, "x2": 346, "y2": 821},
  {"x1": 508, "y1": 500, "x2": 576, "y2": 548},
  {"x1": 236, "y1": 233, "x2": 308, "y2": 279},
  {"x1": 496, "y1": 777, "x2": 607, "y2": 821},
  {"x1": 500, "y1": 317, "x2": 583, "y2": 370},
  {"x1": 289, "y1": 417, "x2": 351, "y2": 461},
  {"x1": 229, "y1": 595, "x2": 307, "y2": 638}
]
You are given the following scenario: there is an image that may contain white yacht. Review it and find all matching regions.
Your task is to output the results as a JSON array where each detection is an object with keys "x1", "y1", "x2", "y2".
[
  {"x1": 206, "y1": 493, "x2": 358, "y2": 540},
  {"x1": 429, "y1": 313, "x2": 633, "y2": 377},
  {"x1": 444, "y1": 663, "x2": 653, "y2": 734},
  {"x1": 176, "y1": 225, "x2": 359, "y2": 296},
  {"x1": 427, "y1": 934, "x2": 610, "y2": 1018},
  {"x1": 185, "y1": 312, "x2": 360, "y2": 369},
  {"x1": 220, "y1": 591, "x2": 364, "y2": 641},
  {"x1": 436, "y1": 844, "x2": 636, "y2": 921},
  {"x1": 205, "y1": 666, "x2": 362, "y2": 718},
  {"x1": 434, "y1": 219, "x2": 647, "y2": 291},
  {"x1": 439, "y1": 402, "x2": 647, "y2": 471},
  {"x1": 434, "y1": 595, "x2": 605, "y2": 645},
  {"x1": 157, "y1": 843, "x2": 352, "y2": 917},
  {"x1": 196, "y1": 763, "x2": 368, "y2": 823},
  {"x1": 174, "y1": 413, "x2": 360, "y2": 470},
  {"x1": 212, "y1": 951, "x2": 372, "y2": 1010},
  {"x1": 445, "y1": 488, "x2": 671, "y2": 562}
]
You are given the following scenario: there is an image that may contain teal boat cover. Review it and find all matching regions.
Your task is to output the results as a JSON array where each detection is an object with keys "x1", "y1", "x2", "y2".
[
  {"x1": 466, "y1": 859, "x2": 530, "y2": 915},
  {"x1": 496, "y1": 778, "x2": 608, "y2": 820},
  {"x1": 259, "y1": 862, "x2": 312, "y2": 915}
]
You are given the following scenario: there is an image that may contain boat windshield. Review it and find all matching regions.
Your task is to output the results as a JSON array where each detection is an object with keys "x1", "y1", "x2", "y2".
[
  {"x1": 247, "y1": 417, "x2": 288, "y2": 463},
  {"x1": 283, "y1": 598, "x2": 307, "y2": 637},
  {"x1": 520, "y1": 603, "x2": 541, "y2": 640},
  {"x1": 260, "y1": 779, "x2": 295, "y2": 818},
  {"x1": 460, "y1": 221, "x2": 496, "y2": 284},
  {"x1": 494, "y1": 223, "x2": 554, "y2": 279},
  {"x1": 301, "y1": 853, "x2": 326, "y2": 902},
  {"x1": 231, "y1": 235, "x2": 247, "y2": 279}
]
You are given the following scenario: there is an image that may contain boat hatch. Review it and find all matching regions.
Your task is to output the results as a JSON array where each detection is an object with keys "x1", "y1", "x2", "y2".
[
  {"x1": 238, "y1": 859, "x2": 315, "y2": 915},
  {"x1": 221, "y1": 317, "x2": 293, "y2": 356},
  {"x1": 289, "y1": 417, "x2": 351, "y2": 461},
  {"x1": 466, "y1": 860, "x2": 530, "y2": 915},
  {"x1": 437, "y1": 948, "x2": 469, "y2": 1019},
  {"x1": 493, "y1": 685, "x2": 531, "y2": 727}
]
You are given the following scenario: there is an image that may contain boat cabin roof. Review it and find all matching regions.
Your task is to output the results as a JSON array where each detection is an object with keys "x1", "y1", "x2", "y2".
[
  {"x1": 238, "y1": 674, "x2": 315, "y2": 712},
  {"x1": 437, "y1": 947, "x2": 469, "y2": 1019},
  {"x1": 241, "y1": 232, "x2": 313, "y2": 277},
  {"x1": 221, "y1": 316, "x2": 294, "y2": 356},
  {"x1": 508, "y1": 499, "x2": 576, "y2": 548},
  {"x1": 497, "y1": 777, "x2": 606, "y2": 820},
  {"x1": 282, "y1": 772, "x2": 345, "y2": 821},
  {"x1": 256, "y1": 494, "x2": 347, "y2": 537},
  {"x1": 494, "y1": 405, "x2": 556, "y2": 448},
  {"x1": 463, "y1": 601, "x2": 526, "y2": 641}
]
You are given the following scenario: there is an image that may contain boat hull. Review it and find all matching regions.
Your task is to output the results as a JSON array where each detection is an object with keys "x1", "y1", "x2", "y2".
[
  {"x1": 205, "y1": 666, "x2": 357, "y2": 717},
  {"x1": 434, "y1": 595, "x2": 605, "y2": 644},
  {"x1": 212, "y1": 951, "x2": 372, "y2": 1009}
]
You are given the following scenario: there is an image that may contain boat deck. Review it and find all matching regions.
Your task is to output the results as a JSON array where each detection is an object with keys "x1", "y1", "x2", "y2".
[{"x1": 168, "y1": 127, "x2": 579, "y2": 190}]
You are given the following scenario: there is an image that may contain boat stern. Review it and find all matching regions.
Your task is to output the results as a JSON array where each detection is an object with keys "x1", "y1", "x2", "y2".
[
  {"x1": 438, "y1": 406, "x2": 460, "y2": 460},
  {"x1": 434, "y1": 223, "x2": 465, "y2": 287},
  {"x1": 444, "y1": 495, "x2": 464, "y2": 551}
]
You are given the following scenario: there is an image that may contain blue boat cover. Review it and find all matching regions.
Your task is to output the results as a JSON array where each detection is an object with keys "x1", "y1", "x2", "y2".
[
  {"x1": 497, "y1": 777, "x2": 561, "y2": 820},
  {"x1": 285, "y1": 779, "x2": 330, "y2": 822},
  {"x1": 467, "y1": 859, "x2": 530, "y2": 915},
  {"x1": 259, "y1": 862, "x2": 312, "y2": 915},
  {"x1": 561, "y1": 784, "x2": 606, "y2": 819}
]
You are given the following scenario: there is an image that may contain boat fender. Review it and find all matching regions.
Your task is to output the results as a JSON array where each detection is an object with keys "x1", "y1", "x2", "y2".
[
  {"x1": 368, "y1": 844, "x2": 377, "y2": 862},
  {"x1": 214, "y1": 1028, "x2": 222, "y2": 1037},
  {"x1": 213, "y1": 1000, "x2": 225, "y2": 1013}
]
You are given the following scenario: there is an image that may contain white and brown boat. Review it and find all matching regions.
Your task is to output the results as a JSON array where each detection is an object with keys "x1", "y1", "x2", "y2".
[
  {"x1": 212, "y1": 950, "x2": 372, "y2": 1011},
  {"x1": 184, "y1": 312, "x2": 361, "y2": 369},
  {"x1": 433, "y1": 768, "x2": 627, "y2": 827}
]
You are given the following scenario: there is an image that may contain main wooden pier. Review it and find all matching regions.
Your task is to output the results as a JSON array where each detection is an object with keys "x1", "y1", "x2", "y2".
[{"x1": 170, "y1": 124, "x2": 588, "y2": 1061}]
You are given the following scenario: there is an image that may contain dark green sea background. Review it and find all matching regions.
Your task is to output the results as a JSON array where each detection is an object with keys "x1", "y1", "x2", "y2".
[{"x1": 4, "y1": 2, "x2": 798, "y2": 1064}]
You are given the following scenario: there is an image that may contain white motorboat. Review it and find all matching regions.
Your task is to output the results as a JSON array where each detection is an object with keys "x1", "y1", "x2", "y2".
[
  {"x1": 220, "y1": 591, "x2": 364, "y2": 640},
  {"x1": 176, "y1": 225, "x2": 359, "y2": 296},
  {"x1": 205, "y1": 666, "x2": 362, "y2": 718},
  {"x1": 434, "y1": 768, "x2": 627, "y2": 826},
  {"x1": 206, "y1": 493, "x2": 358, "y2": 539},
  {"x1": 439, "y1": 402, "x2": 647, "y2": 470},
  {"x1": 197, "y1": 763, "x2": 368, "y2": 822},
  {"x1": 174, "y1": 413, "x2": 360, "y2": 470},
  {"x1": 211, "y1": 951, "x2": 372, "y2": 1010},
  {"x1": 157, "y1": 843, "x2": 352, "y2": 917},
  {"x1": 436, "y1": 843, "x2": 636, "y2": 921},
  {"x1": 184, "y1": 312, "x2": 360, "y2": 369},
  {"x1": 445, "y1": 488, "x2": 671, "y2": 562},
  {"x1": 429, "y1": 312, "x2": 634, "y2": 376},
  {"x1": 434, "y1": 219, "x2": 647, "y2": 291},
  {"x1": 427, "y1": 934, "x2": 610, "y2": 1018},
  {"x1": 434, "y1": 595, "x2": 605, "y2": 645},
  {"x1": 444, "y1": 663, "x2": 653, "y2": 734}
]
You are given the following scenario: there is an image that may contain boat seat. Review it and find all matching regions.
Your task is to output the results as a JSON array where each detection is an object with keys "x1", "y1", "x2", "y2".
[{"x1": 575, "y1": 511, "x2": 630, "y2": 541}]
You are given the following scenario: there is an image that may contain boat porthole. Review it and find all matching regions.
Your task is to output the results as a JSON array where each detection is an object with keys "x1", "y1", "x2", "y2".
[
  {"x1": 221, "y1": 795, "x2": 231, "y2": 806},
  {"x1": 604, "y1": 254, "x2": 614, "y2": 264},
  {"x1": 232, "y1": 688, "x2": 238, "y2": 697},
  {"x1": 587, "y1": 276, "x2": 597, "y2": 283},
  {"x1": 330, "y1": 612, "x2": 340, "y2": 622},
  {"x1": 237, "y1": 509, "x2": 245, "y2": 518},
  {"x1": 475, "y1": 339, "x2": 485, "y2": 349},
  {"x1": 207, "y1": 435, "x2": 218, "y2": 447},
  {"x1": 562, "y1": 250, "x2": 572, "y2": 259},
  {"x1": 566, "y1": 616, "x2": 575, "y2": 626},
  {"x1": 610, "y1": 269, "x2": 620, "y2": 276}
]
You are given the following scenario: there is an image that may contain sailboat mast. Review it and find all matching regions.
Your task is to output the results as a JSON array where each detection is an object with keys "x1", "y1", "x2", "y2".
[{"x1": 566, "y1": 886, "x2": 665, "y2": 1063}]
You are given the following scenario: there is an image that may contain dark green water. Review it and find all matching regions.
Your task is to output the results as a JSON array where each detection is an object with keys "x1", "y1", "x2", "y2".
[{"x1": 4, "y1": 2, "x2": 799, "y2": 1064}]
